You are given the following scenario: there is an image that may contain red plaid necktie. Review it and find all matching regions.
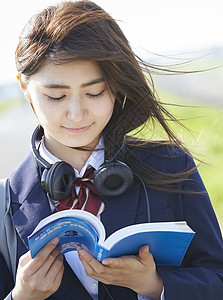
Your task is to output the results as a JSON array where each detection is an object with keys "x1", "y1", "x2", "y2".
[{"x1": 55, "y1": 166, "x2": 105, "y2": 216}]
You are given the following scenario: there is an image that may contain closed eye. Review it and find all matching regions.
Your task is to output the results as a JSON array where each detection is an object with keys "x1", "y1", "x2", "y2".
[
  {"x1": 46, "y1": 95, "x2": 66, "y2": 102},
  {"x1": 87, "y1": 90, "x2": 105, "y2": 99}
]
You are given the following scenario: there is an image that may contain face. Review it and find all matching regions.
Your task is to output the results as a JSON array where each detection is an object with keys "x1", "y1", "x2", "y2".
[{"x1": 22, "y1": 60, "x2": 115, "y2": 154}]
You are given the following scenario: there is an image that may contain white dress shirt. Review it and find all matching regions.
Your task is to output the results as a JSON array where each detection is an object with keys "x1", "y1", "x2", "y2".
[{"x1": 39, "y1": 138, "x2": 164, "y2": 300}]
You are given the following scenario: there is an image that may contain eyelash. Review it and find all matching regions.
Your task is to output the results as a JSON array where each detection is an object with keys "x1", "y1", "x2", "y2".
[
  {"x1": 87, "y1": 90, "x2": 105, "y2": 99},
  {"x1": 47, "y1": 95, "x2": 65, "y2": 102},
  {"x1": 46, "y1": 90, "x2": 105, "y2": 102}
]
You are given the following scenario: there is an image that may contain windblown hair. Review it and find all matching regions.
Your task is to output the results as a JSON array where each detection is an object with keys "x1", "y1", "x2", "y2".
[{"x1": 16, "y1": 0, "x2": 196, "y2": 192}]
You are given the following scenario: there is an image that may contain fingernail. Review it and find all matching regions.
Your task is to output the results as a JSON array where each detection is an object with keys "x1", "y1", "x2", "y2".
[
  {"x1": 79, "y1": 250, "x2": 89, "y2": 261},
  {"x1": 79, "y1": 250, "x2": 86, "y2": 257},
  {"x1": 145, "y1": 246, "x2": 149, "y2": 255},
  {"x1": 102, "y1": 259, "x2": 110, "y2": 265},
  {"x1": 52, "y1": 237, "x2": 59, "y2": 245},
  {"x1": 76, "y1": 246, "x2": 82, "y2": 252}
]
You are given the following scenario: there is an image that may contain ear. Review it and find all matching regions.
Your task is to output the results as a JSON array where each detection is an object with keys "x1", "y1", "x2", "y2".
[{"x1": 17, "y1": 75, "x2": 32, "y2": 103}]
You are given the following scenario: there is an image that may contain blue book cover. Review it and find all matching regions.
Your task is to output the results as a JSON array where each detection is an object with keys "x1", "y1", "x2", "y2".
[{"x1": 28, "y1": 210, "x2": 195, "y2": 266}]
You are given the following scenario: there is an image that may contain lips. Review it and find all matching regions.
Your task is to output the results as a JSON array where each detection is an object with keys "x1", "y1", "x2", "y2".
[{"x1": 63, "y1": 124, "x2": 92, "y2": 133}]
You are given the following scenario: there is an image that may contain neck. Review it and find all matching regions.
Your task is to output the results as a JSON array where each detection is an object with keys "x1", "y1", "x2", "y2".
[{"x1": 44, "y1": 140, "x2": 95, "y2": 173}]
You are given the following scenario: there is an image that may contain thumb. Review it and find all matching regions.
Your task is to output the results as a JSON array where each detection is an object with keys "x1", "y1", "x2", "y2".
[
  {"x1": 138, "y1": 245, "x2": 156, "y2": 268},
  {"x1": 138, "y1": 245, "x2": 150, "y2": 260}
]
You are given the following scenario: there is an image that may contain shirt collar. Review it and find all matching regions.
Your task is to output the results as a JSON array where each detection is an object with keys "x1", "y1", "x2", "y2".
[{"x1": 39, "y1": 137, "x2": 105, "y2": 177}]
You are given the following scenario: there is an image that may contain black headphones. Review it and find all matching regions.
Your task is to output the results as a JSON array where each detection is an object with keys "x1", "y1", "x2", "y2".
[{"x1": 31, "y1": 126, "x2": 134, "y2": 201}]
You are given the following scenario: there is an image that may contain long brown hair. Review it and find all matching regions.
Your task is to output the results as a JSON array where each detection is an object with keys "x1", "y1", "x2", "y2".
[{"x1": 15, "y1": 0, "x2": 196, "y2": 192}]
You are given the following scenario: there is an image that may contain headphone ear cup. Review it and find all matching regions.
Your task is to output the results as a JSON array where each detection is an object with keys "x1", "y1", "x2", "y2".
[
  {"x1": 94, "y1": 161, "x2": 133, "y2": 197},
  {"x1": 41, "y1": 161, "x2": 75, "y2": 201}
]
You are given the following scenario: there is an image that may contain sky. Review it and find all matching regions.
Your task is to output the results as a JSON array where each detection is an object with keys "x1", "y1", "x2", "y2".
[{"x1": 0, "y1": 0, "x2": 222, "y2": 84}]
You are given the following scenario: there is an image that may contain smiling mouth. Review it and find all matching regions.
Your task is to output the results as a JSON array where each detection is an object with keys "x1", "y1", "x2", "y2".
[{"x1": 63, "y1": 124, "x2": 92, "y2": 133}]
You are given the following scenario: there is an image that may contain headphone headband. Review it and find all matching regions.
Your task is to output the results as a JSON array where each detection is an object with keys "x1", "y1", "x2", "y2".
[{"x1": 31, "y1": 126, "x2": 51, "y2": 171}]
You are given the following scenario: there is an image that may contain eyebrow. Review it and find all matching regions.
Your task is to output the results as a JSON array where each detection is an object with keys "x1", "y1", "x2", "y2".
[{"x1": 42, "y1": 78, "x2": 105, "y2": 89}]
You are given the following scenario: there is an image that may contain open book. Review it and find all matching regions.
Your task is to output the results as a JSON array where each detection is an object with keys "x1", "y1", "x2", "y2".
[{"x1": 28, "y1": 210, "x2": 195, "y2": 266}]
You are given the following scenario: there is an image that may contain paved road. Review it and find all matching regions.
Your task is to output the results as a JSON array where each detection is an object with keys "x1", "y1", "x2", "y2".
[{"x1": 0, "y1": 104, "x2": 37, "y2": 178}]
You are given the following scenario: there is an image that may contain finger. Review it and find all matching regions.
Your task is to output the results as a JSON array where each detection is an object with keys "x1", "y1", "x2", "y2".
[
  {"x1": 138, "y1": 245, "x2": 155, "y2": 268},
  {"x1": 42, "y1": 264, "x2": 64, "y2": 296},
  {"x1": 102, "y1": 248, "x2": 150, "y2": 268},
  {"x1": 53, "y1": 262, "x2": 64, "y2": 290},
  {"x1": 19, "y1": 238, "x2": 61, "y2": 269},
  {"x1": 102, "y1": 245, "x2": 150, "y2": 267},
  {"x1": 78, "y1": 252, "x2": 116, "y2": 284},
  {"x1": 25, "y1": 253, "x2": 64, "y2": 295},
  {"x1": 78, "y1": 250, "x2": 96, "y2": 275},
  {"x1": 138, "y1": 245, "x2": 150, "y2": 259},
  {"x1": 45, "y1": 253, "x2": 64, "y2": 278},
  {"x1": 44, "y1": 253, "x2": 64, "y2": 289},
  {"x1": 78, "y1": 249, "x2": 105, "y2": 274},
  {"x1": 102, "y1": 256, "x2": 127, "y2": 268},
  {"x1": 101, "y1": 257, "x2": 116, "y2": 266},
  {"x1": 18, "y1": 251, "x2": 32, "y2": 267},
  {"x1": 35, "y1": 246, "x2": 63, "y2": 277},
  {"x1": 24, "y1": 237, "x2": 60, "y2": 276},
  {"x1": 76, "y1": 246, "x2": 82, "y2": 251}
]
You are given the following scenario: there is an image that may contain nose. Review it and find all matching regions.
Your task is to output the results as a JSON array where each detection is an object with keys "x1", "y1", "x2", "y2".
[{"x1": 66, "y1": 96, "x2": 87, "y2": 122}]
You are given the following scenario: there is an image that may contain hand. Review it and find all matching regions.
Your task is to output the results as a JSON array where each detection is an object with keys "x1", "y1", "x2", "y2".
[
  {"x1": 12, "y1": 237, "x2": 64, "y2": 300},
  {"x1": 77, "y1": 245, "x2": 163, "y2": 299}
]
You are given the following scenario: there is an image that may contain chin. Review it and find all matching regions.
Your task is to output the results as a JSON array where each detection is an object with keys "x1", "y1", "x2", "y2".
[
  {"x1": 65, "y1": 140, "x2": 99, "y2": 150},
  {"x1": 68, "y1": 145, "x2": 92, "y2": 150}
]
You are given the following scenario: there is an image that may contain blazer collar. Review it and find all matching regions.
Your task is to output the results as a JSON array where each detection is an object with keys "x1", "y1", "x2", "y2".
[{"x1": 10, "y1": 153, "x2": 52, "y2": 250}]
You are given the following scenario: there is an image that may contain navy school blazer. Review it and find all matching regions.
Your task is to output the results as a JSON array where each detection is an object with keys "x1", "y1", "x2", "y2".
[{"x1": 1, "y1": 145, "x2": 223, "y2": 300}]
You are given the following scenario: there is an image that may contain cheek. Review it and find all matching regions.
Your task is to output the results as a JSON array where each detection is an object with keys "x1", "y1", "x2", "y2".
[
  {"x1": 97, "y1": 102, "x2": 114, "y2": 125},
  {"x1": 30, "y1": 99, "x2": 56, "y2": 124},
  {"x1": 31, "y1": 101, "x2": 46, "y2": 118},
  {"x1": 31, "y1": 94, "x2": 54, "y2": 114},
  {"x1": 99, "y1": 96, "x2": 115, "y2": 119}
]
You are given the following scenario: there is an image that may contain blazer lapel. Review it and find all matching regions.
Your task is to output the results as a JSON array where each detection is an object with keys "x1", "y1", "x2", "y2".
[{"x1": 10, "y1": 153, "x2": 52, "y2": 251}]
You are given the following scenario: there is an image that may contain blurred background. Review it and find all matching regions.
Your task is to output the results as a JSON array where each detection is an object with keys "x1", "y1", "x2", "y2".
[{"x1": 0, "y1": 0, "x2": 222, "y2": 229}]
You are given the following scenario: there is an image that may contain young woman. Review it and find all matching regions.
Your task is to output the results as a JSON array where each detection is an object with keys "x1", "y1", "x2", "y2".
[{"x1": 1, "y1": 1, "x2": 222, "y2": 299}]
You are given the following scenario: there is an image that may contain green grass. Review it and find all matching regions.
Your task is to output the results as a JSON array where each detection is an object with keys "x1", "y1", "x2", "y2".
[
  {"x1": 167, "y1": 97, "x2": 223, "y2": 228},
  {"x1": 0, "y1": 98, "x2": 21, "y2": 113},
  {"x1": 133, "y1": 90, "x2": 223, "y2": 230}
]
